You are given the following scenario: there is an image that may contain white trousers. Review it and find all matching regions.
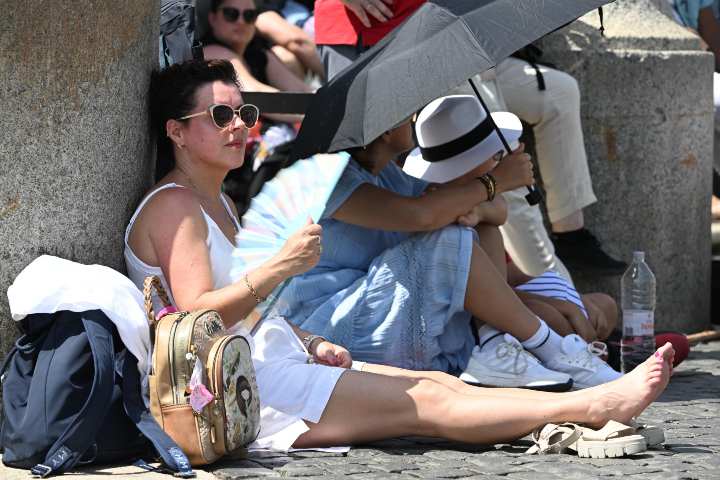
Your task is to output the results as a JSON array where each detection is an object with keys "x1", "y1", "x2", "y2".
[
  {"x1": 451, "y1": 70, "x2": 572, "y2": 281},
  {"x1": 495, "y1": 57, "x2": 598, "y2": 223}
]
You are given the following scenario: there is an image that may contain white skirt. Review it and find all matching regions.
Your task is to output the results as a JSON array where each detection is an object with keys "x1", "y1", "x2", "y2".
[{"x1": 231, "y1": 315, "x2": 347, "y2": 451}]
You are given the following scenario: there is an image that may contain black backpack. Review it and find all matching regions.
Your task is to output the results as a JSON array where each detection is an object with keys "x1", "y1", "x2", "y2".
[
  {"x1": 160, "y1": 0, "x2": 204, "y2": 68},
  {"x1": 0, "y1": 310, "x2": 195, "y2": 478}
]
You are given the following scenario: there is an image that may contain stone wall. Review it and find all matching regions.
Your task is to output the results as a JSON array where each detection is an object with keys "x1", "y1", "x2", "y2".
[
  {"x1": 541, "y1": 0, "x2": 713, "y2": 332},
  {"x1": 0, "y1": 2, "x2": 158, "y2": 356}
]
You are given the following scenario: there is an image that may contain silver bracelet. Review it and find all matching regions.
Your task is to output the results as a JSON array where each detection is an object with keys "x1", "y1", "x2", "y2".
[{"x1": 302, "y1": 334, "x2": 326, "y2": 352}]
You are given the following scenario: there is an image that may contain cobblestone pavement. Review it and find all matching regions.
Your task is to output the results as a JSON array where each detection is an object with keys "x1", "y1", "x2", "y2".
[
  {"x1": 1, "y1": 341, "x2": 718, "y2": 479},
  {"x1": 211, "y1": 341, "x2": 720, "y2": 480}
]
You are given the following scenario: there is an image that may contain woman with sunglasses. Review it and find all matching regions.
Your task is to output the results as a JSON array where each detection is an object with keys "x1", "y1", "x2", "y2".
[
  {"x1": 126, "y1": 58, "x2": 673, "y2": 453},
  {"x1": 204, "y1": 0, "x2": 313, "y2": 122}
]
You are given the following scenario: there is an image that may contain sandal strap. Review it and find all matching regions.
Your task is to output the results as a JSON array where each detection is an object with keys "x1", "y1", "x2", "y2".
[
  {"x1": 580, "y1": 420, "x2": 636, "y2": 441},
  {"x1": 526, "y1": 423, "x2": 582, "y2": 454}
]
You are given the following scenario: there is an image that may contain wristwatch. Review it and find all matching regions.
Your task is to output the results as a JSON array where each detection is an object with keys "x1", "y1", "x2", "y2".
[{"x1": 302, "y1": 334, "x2": 327, "y2": 352}]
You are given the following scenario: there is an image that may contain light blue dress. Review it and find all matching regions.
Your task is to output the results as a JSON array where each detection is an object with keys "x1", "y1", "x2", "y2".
[{"x1": 279, "y1": 158, "x2": 476, "y2": 374}]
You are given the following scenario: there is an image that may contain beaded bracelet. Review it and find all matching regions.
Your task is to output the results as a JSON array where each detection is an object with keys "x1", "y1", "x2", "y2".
[{"x1": 243, "y1": 273, "x2": 266, "y2": 304}]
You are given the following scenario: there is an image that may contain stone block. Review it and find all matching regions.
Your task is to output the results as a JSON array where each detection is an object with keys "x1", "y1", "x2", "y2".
[
  {"x1": 0, "y1": 4, "x2": 156, "y2": 363},
  {"x1": 540, "y1": 1, "x2": 713, "y2": 332}
]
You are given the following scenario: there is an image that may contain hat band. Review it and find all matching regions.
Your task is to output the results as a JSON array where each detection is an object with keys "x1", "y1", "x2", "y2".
[{"x1": 419, "y1": 115, "x2": 495, "y2": 163}]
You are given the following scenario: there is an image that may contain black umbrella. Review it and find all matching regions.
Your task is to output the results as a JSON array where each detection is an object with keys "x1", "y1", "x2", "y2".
[{"x1": 292, "y1": 0, "x2": 611, "y2": 204}]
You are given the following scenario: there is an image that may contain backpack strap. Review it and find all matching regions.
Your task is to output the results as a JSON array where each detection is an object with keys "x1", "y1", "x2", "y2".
[
  {"x1": 30, "y1": 311, "x2": 116, "y2": 477},
  {"x1": 120, "y1": 351, "x2": 196, "y2": 478}
]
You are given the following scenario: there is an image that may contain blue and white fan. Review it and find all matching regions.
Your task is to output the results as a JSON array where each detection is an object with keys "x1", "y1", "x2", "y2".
[{"x1": 230, "y1": 152, "x2": 350, "y2": 283}]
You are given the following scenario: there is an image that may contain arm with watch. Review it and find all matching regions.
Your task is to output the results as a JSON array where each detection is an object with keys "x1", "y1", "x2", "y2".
[
  {"x1": 453, "y1": 143, "x2": 535, "y2": 228},
  {"x1": 288, "y1": 322, "x2": 353, "y2": 368},
  {"x1": 331, "y1": 145, "x2": 533, "y2": 233}
]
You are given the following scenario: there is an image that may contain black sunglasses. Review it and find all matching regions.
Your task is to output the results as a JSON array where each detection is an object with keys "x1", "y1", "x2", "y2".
[
  {"x1": 221, "y1": 6, "x2": 259, "y2": 23},
  {"x1": 179, "y1": 103, "x2": 260, "y2": 129}
]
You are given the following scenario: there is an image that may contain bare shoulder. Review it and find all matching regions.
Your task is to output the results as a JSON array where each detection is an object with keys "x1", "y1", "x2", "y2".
[
  {"x1": 134, "y1": 185, "x2": 208, "y2": 238},
  {"x1": 127, "y1": 184, "x2": 208, "y2": 267}
]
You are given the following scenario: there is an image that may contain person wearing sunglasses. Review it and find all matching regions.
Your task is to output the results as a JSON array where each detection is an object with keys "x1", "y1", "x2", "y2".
[
  {"x1": 204, "y1": 0, "x2": 313, "y2": 125},
  {"x1": 126, "y1": 57, "x2": 674, "y2": 456},
  {"x1": 253, "y1": 1, "x2": 326, "y2": 82}
]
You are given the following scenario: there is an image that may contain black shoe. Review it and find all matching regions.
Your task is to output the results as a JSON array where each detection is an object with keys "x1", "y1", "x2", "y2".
[{"x1": 552, "y1": 228, "x2": 628, "y2": 276}]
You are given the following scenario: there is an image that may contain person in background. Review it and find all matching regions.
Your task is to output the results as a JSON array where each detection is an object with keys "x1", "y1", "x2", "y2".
[
  {"x1": 254, "y1": 0, "x2": 326, "y2": 82},
  {"x1": 203, "y1": 0, "x2": 312, "y2": 104},
  {"x1": 494, "y1": 53, "x2": 628, "y2": 275},
  {"x1": 314, "y1": 0, "x2": 422, "y2": 79}
]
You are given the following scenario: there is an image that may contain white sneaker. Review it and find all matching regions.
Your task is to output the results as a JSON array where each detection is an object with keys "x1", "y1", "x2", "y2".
[
  {"x1": 543, "y1": 334, "x2": 623, "y2": 389},
  {"x1": 459, "y1": 334, "x2": 573, "y2": 391}
]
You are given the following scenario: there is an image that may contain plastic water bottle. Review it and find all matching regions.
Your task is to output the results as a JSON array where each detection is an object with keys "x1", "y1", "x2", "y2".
[{"x1": 620, "y1": 251, "x2": 656, "y2": 373}]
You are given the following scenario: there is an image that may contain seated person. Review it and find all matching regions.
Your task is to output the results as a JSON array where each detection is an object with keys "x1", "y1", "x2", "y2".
[
  {"x1": 203, "y1": 0, "x2": 312, "y2": 124},
  {"x1": 493, "y1": 54, "x2": 628, "y2": 275},
  {"x1": 511, "y1": 265, "x2": 618, "y2": 343},
  {"x1": 203, "y1": 0, "x2": 314, "y2": 212},
  {"x1": 280, "y1": 94, "x2": 623, "y2": 391},
  {"x1": 254, "y1": 0, "x2": 325, "y2": 81},
  {"x1": 126, "y1": 58, "x2": 673, "y2": 451}
]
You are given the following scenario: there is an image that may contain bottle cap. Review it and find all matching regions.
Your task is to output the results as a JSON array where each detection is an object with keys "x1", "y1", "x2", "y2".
[{"x1": 633, "y1": 251, "x2": 645, "y2": 262}]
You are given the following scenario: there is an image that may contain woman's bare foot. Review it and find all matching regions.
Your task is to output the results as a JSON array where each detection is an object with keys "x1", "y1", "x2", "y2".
[{"x1": 582, "y1": 342, "x2": 674, "y2": 427}]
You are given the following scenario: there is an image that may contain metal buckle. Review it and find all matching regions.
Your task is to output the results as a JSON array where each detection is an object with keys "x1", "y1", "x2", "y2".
[{"x1": 31, "y1": 464, "x2": 53, "y2": 478}]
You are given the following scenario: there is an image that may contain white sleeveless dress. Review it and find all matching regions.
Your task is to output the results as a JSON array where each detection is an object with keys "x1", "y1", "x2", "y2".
[{"x1": 124, "y1": 183, "x2": 347, "y2": 451}]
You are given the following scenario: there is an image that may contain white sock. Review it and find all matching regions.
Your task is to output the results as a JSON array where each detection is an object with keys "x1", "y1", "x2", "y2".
[
  {"x1": 521, "y1": 318, "x2": 564, "y2": 364},
  {"x1": 477, "y1": 325, "x2": 505, "y2": 350}
]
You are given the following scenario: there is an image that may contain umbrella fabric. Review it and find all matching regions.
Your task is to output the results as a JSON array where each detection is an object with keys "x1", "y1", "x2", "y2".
[{"x1": 292, "y1": 0, "x2": 611, "y2": 160}]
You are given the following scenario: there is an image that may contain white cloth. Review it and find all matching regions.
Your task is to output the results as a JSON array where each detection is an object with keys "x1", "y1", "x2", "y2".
[
  {"x1": 124, "y1": 184, "x2": 346, "y2": 452},
  {"x1": 7, "y1": 255, "x2": 153, "y2": 398},
  {"x1": 450, "y1": 70, "x2": 573, "y2": 281},
  {"x1": 501, "y1": 187, "x2": 573, "y2": 281}
]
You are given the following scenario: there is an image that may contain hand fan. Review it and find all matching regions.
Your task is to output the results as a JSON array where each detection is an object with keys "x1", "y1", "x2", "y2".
[{"x1": 230, "y1": 152, "x2": 350, "y2": 280}]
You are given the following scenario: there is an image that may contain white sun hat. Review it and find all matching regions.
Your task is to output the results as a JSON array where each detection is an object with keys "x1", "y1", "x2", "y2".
[{"x1": 403, "y1": 95, "x2": 523, "y2": 183}]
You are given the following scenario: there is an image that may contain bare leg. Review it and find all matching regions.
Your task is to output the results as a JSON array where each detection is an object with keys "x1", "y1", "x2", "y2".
[
  {"x1": 521, "y1": 297, "x2": 575, "y2": 336},
  {"x1": 474, "y1": 224, "x2": 507, "y2": 280},
  {"x1": 271, "y1": 45, "x2": 306, "y2": 80},
  {"x1": 293, "y1": 344, "x2": 674, "y2": 448},
  {"x1": 464, "y1": 243, "x2": 542, "y2": 340},
  {"x1": 582, "y1": 293, "x2": 619, "y2": 340},
  {"x1": 286, "y1": 40, "x2": 326, "y2": 80}
]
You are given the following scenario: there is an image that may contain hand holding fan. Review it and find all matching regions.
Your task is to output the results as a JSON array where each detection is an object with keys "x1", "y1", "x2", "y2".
[{"x1": 230, "y1": 152, "x2": 350, "y2": 280}]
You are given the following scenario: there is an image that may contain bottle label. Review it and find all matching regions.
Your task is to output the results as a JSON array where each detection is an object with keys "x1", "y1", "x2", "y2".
[{"x1": 622, "y1": 309, "x2": 654, "y2": 337}]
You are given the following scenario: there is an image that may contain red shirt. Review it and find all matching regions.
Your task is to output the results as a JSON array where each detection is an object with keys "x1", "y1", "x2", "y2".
[{"x1": 314, "y1": 0, "x2": 426, "y2": 47}]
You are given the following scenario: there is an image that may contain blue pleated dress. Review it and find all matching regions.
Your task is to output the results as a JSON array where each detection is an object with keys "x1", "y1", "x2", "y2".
[{"x1": 279, "y1": 159, "x2": 476, "y2": 374}]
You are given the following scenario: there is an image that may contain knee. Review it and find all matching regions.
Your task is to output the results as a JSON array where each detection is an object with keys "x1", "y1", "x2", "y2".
[
  {"x1": 413, "y1": 378, "x2": 453, "y2": 421},
  {"x1": 593, "y1": 293, "x2": 619, "y2": 331}
]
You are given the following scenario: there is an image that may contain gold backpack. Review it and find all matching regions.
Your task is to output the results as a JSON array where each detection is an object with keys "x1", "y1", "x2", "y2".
[{"x1": 143, "y1": 276, "x2": 260, "y2": 465}]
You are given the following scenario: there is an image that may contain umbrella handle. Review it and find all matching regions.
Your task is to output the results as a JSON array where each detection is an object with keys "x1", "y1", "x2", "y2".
[
  {"x1": 525, "y1": 186, "x2": 542, "y2": 205},
  {"x1": 468, "y1": 78, "x2": 544, "y2": 206}
]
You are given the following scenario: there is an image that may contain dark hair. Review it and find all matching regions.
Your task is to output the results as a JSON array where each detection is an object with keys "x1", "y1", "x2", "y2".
[{"x1": 149, "y1": 59, "x2": 239, "y2": 179}]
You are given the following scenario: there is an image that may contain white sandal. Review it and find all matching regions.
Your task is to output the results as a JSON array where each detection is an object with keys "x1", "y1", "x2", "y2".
[
  {"x1": 628, "y1": 419, "x2": 665, "y2": 447},
  {"x1": 570, "y1": 420, "x2": 647, "y2": 458},
  {"x1": 526, "y1": 423, "x2": 582, "y2": 454}
]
